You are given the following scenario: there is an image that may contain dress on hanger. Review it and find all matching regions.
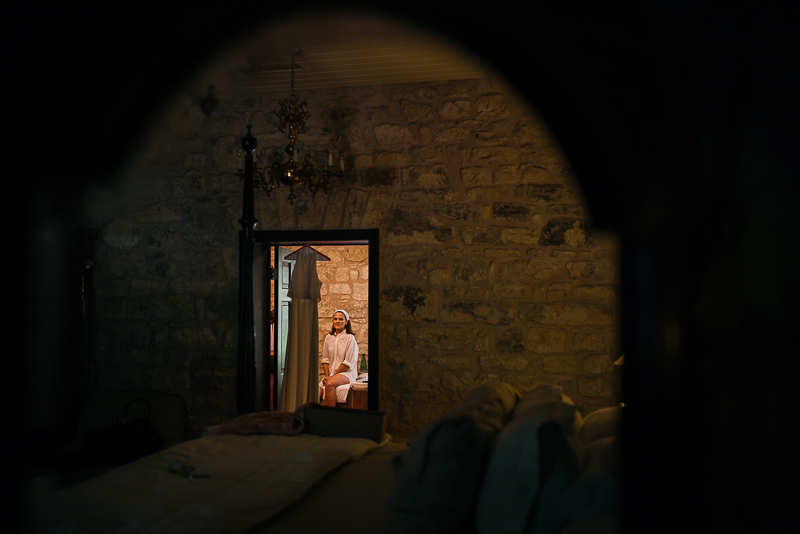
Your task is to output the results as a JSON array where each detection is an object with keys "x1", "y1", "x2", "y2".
[{"x1": 278, "y1": 246, "x2": 322, "y2": 412}]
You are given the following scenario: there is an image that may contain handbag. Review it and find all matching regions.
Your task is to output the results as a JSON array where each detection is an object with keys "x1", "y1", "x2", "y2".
[{"x1": 82, "y1": 397, "x2": 162, "y2": 465}]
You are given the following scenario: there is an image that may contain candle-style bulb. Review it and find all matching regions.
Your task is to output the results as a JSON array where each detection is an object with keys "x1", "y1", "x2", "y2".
[
  {"x1": 238, "y1": 150, "x2": 243, "y2": 172},
  {"x1": 328, "y1": 149, "x2": 333, "y2": 167},
  {"x1": 339, "y1": 155, "x2": 345, "y2": 172}
]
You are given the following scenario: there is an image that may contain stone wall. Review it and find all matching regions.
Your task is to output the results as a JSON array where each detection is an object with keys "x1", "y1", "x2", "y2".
[{"x1": 83, "y1": 77, "x2": 620, "y2": 441}]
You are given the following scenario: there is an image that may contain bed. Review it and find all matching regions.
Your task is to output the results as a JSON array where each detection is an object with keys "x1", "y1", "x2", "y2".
[{"x1": 27, "y1": 383, "x2": 620, "y2": 534}]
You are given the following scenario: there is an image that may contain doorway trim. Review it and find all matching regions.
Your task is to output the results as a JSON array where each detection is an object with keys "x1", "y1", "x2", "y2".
[{"x1": 254, "y1": 228, "x2": 380, "y2": 411}]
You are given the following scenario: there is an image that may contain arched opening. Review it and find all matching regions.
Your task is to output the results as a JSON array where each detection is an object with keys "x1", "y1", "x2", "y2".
[{"x1": 17, "y1": 3, "x2": 800, "y2": 533}]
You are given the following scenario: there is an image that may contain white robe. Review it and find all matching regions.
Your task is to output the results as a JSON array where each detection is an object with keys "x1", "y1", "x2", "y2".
[{"x1": 319, "y1": 332, "x2": 359, "y2": 401}]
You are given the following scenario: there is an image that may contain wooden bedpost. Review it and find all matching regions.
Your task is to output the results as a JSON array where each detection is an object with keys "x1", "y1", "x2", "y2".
[{"x1": 237, "y1": 125, "x2": 258, "y2": 415}]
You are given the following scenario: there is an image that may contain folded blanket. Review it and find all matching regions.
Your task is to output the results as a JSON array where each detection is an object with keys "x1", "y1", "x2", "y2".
[{"x1": 215, "y1": 407, "x2": 304, "y2": 436}]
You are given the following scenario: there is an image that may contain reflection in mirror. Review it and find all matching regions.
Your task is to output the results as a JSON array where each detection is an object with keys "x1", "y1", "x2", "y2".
[{"x1": 271, "y1": 244, "x2": 370, "y2": 412}]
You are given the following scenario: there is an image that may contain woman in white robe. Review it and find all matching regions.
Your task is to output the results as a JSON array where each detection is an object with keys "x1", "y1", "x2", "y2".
[{"x1": 318, "y1": 309, "x2": 358, "y2": 406}]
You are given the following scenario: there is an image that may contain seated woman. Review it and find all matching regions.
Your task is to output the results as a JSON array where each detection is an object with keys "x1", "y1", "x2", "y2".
[{"x1": 319, "y1": 309, "x2": 358, "y2": 407}]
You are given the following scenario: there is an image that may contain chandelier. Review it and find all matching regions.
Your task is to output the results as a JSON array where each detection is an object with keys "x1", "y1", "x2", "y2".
[{"x1": 237, "y1": 50, "x2": 346, "y2": 205}]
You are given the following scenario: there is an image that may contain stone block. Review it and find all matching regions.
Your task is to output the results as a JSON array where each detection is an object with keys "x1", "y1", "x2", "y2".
[
  {"x1": 465, "y1": 286, "x2": 485, "y2": 299},
  {"x1": 519, "y1": 303, "x2": 614, "y2": 326},
  {"x1": 521, "y1": 165, "x2": 554, "y2": 183},
  {"x1": 212, "y1": 136, "x2": 239, "y2": 171},
  {"x1": 547, "y1": 283, "x2": 573, "y2": 300},
  {"x1": 582, "y1": 353, "x2": 615, "y2": 374},
  {"x1": 180, "y1": 208, "x2": 236, "y2": 247},
  {"x1": 471, "y1": 146, "x2": 518, "y2": 165},
  {"x1": 431, "y1": 355, "x2": 475, "y2": 370},
  {"x1": 408, "y1": 326, "x2": 476, "y2": 348},
  {"x1": 492, "y1": 280, "x2": 536, "y2": 299},
  {"x1": 202, "y1": 111, "x2": 247, "y2": 136},
  {"x1": 431, "y1": 204, "x2": 471, "y2": 221},
  {"x1": 526, "y1": 327, "x2": 568, "y2": 353},
  {"x1": 183, "y1": 153, "x2": 207, "y2": 168},
  {"x1": 547, "y1": 205, "x2": 589, "y2": 217},
  {"x1": 476, "y1": 95, "x2": 509, "y2": 119},
  {"x1": 478, "y1": 354, "x2": 502, "y2": 369},
  {"x1": 473, "y1": 130, "x2": 509, "y2": 145},
  {"x1": 573, "y1": 333, "x2": 606, "y2": 352},
  {"x1": 384, "y1": 208, "x2": 454, "y2": 245},
  {"x1": 492, "y1": 165, "x2": 519, "y2": 184},
  {"x1": 172, "y1": 171, "x2": 205, "y2": 197},
  {"x1": 374, "y1": 124, "x2": 416, "y2": 145},
  {"x1": 322, "y1": 107, "x2": 362, "y2": 123},
  {"x1": 434, "y1": 127, "x2": 470, "y2": 142},
  {"x1": 335, "y1": 268, "x2": 349, "y2": 282},
  {"x1": 409, "y1": 145, "x2": 444, "y2": 163},
  {"x1": 135, "y1": 202, "x2": 182, "y2": 223},
  {"x1": 506, "y1": 374, "x2": 573, "y2": 393},
  {"x1": 565, "y1": 261, "x2": 606, "y2": 279},
  {"x1": 461, "y1": 167, "x2": 493, "y2": 186},
  {"x1": 452, "y1": 258, "x2": 488, "y2": 284},
  {"x1": 361, "y1": 191, "x2": 392, "y2": 228},
  {"x1": 401, "y1": 101, "x2": 433, "y2": 122},
  {"x1": 461, "y1": 226, "x2": 503, "y2": 245},
  {"x1": 438, "y1": 100, "x2": 472, "y2": 119},
  {"x1": 501, "y1": 228, "x2": 539, "y2": 244},
  {"x1": 465, "y1": 185, "x2": 518, "y2": 202},
  {"x1": 496, "y1": 327, "x2": 526, "y2": 354},
  {"x1": 574, "y1": 284, "x2": 617, "y2": 300},
  {"x1": 144, "y1": 226, "x2": 177, "y2": 250},
  {"x1": 103, "y1": 218, "x2": 143, "y2": 249},
  {"x1": 440, "y1": 301, "x2": 515, "y2": 325},
  {"x1": 381, "y1": 285, "x2": 438, "y2": 321},
  {"x1": 525, "y1": 184, "x2": 564, "y2": 202},
  {"x1": 402, "y1": 166, "x2": 450, "y2": 188},
  {"x1": 484, "y1": 248, "x2": 523, "y2": 258},
  {"x1": 353, "y1": 282, "x2": 369, "y2": 300},
  {"x1": 540, "y1": 217, "x2": 590, "y2": 247},
  {"x1": 491, "y1": 202, "x2": 529, "y2": 220},
  {"x1": 429, "y1": 268, "x2": 449, "y2": 285},
  {"x1": 418, "y1": 124, "x2": 433, "y2": 143},
  {"x1": 366, "y1": 106, "x2": 392, "y2": 121},
  {"x1": 441, "y1": 371, "x2": 476, "y2": 392},
  {"x1": 498, "y1": 260, "x2": 536, "y2": 279},
  {"x1": 397, "y1": 190, "x2": 460, "y2": 202},
  {"x1": 578, "y1": 376, "x2": 615, "y2": 397},
  {"x1": 536, "y1": 355, "x2": 578, "y2": 374}
]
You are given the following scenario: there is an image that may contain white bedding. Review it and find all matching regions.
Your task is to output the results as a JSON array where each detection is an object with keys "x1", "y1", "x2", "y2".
[
  {"x1": 30, "y1": 433, "x2": 379, "y2": 534},
  {"x1": 334, "y1": 375, "x2": 368, "y2": 403}
]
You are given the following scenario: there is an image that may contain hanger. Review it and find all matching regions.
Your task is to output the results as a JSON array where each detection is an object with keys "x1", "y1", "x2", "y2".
[{"x1": 284, "y1": 244, "x2": 331, "y2": 261}]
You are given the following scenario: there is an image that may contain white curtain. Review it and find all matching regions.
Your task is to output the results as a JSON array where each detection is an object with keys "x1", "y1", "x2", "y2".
[{"x1": 278, "y1": 247, "x2": 321, "y2": 411}]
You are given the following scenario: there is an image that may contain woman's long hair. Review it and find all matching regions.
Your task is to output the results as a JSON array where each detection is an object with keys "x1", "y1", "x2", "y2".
[{"x1": 329, "y1": 312, "x2": 354, "y2": 335}]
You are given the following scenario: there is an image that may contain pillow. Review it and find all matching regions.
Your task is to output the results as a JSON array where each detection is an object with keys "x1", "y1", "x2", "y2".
[
  {"x1": 475, "y1": 385, "x2": 583, "y2": 534},
  {"x1": 387, "y1": 381, "x2": 521, "y2": 534},
  {"x1": 580, "y1": 407, "x2": 621, "y2": 446},
  {"x1": 561, "y1": 437, "x2": 620, "y2": 525}
]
